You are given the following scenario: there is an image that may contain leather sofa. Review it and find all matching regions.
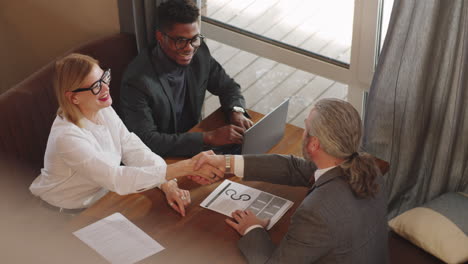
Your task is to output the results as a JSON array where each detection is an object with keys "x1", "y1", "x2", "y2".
[{"x1": 0, "y1": 33, "x2": 137, "y2": 174}]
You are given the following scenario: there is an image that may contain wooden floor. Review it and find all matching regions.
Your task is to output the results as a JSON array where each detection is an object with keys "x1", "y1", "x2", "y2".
[
  {"x1": 203, "y1": 39, "x2": 348, "y2": 129},
  {"x1": 201, "y1": 0, "x2": 352, "y2": 129},
  {"x1": 204, "y1": 0, "x2": 353, "y2": 63}
]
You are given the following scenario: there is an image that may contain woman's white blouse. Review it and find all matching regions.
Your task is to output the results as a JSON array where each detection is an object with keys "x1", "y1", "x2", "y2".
[{"x1": 30, "y1": 107, "x2": 167, "y2": 209}]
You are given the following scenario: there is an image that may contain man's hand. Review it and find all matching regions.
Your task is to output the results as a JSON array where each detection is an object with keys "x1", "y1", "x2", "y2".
[
  {"x1": 229, "y1": 112, "x2": 253, "y2": 130},
  {"x1": 161, "y1": 180, "x2": 191, "y2": 217},
  {"x1": 193, "y1": 152, "x2": 225, "y2": 172},
  {"x1": 203, "y1": 124, "x2": 245, "y2": 146},
  {"x1": 225, "y1": 210, "x2": 270, "y2": 236},
  {"x1": 166, "y1": 156, "x2": 223, "y2": 184},
  {"x1": 187, "y1": 151, "x2": 223, "y2": 185},
  {"x1": 192, "y1": 163, "x2": 224, "y2": 183},
  {"x1": 191, "y1": 150, "x2": 215, "y2": 161}
]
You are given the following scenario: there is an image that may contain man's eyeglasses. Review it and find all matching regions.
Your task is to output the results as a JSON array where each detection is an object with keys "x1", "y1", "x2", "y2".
[
  {"x1": 162, "y1": 32, "x2": 205, "y2": 50},
  {"x1": 72, "y1": 68, "x2": 111, "y2": 95}
]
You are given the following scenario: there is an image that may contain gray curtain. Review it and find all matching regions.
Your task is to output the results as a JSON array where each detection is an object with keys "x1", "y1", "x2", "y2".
[
  {"x1": 364, "y1": 0, "x2": 468, "y2": 218},
  {"x1": 132, "y1": 0, "x2": 159, "y2": 52},
  {"x1": 118, "y1": 0, "x2": 201, "y2": 53}
]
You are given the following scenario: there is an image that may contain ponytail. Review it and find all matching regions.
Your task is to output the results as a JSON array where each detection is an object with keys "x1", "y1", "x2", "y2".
[{"x1": 340, "y1": 152, "x2": 380, "y2": 199}]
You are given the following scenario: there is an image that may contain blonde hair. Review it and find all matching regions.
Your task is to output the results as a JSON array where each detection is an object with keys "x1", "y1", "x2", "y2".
[
  {"x1": 306, "y1": 98, "x2": 380, "y2": 198},
  {"x1": 54, "y1": 53, "x2": 99, "y2": 128}
]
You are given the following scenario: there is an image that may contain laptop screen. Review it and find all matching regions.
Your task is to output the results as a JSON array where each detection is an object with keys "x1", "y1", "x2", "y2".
[
  {"x1": 211, "y1": 98, "x2": 290, "y2": 155},
  {"x1": 241, "y1": 98, "x2": 290, "y2": 154}
]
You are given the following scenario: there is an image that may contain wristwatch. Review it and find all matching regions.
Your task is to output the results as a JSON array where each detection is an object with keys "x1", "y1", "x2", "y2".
[
  {"x1": 225, "y1": 155, "x2": 232, "y2": 174},
  {"x1": 232, "y1": 106, "x2": 246, "y2": 114}
]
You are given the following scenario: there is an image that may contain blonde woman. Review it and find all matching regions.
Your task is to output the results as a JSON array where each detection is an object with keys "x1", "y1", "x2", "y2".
[{"x1": 30, "y1": 53, "x2": 221, "y2": 216}]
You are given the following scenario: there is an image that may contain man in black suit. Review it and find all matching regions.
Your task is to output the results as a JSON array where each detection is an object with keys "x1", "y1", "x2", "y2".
[
  {"x1": 121, "y1": 0, "x2": 252, "y2": 157},
  {"x1": 194, "y1": 98, "x2": 389, "y2": 263}
]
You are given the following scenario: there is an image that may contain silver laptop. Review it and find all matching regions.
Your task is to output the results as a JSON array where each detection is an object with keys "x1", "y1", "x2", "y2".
[{"x1": 214, "y1": 98, "x2": 290, "y2": 154}]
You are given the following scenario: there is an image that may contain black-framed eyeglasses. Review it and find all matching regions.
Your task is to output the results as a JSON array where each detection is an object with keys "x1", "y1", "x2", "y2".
[
  {"x1": 72, "y1": 68, "x2": 111, "y2": 95},
  {"x1": 162, "y1": 32, "x2": 205, "y2": 50}
]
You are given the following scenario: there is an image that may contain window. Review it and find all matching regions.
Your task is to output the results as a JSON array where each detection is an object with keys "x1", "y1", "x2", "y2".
[{"x1": 201, "y1": 0, "x2": 391, "y2": 115}]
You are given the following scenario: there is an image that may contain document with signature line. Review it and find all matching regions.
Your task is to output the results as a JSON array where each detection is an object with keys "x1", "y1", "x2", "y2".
[{"x1": 200, "y1": 180, "x2": 293, "y2": 230}]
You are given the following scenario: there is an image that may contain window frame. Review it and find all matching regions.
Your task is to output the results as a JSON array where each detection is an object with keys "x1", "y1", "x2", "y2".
[{"x1": 201, "y1": 0, "x2": 383, "y2": 114}]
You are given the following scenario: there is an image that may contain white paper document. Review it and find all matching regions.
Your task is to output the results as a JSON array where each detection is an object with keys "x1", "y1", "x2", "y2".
[
  {"x1": 73, "y1": 212, "x2": 164, "y2": 264},
  {"x1": 200, "y1": 180, "x2": 293, "y2": 230}
]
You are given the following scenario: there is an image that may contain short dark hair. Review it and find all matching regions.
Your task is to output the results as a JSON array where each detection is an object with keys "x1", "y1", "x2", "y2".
[{"x1": 157, "y1": 0, "x2": 200, "y2": 32}]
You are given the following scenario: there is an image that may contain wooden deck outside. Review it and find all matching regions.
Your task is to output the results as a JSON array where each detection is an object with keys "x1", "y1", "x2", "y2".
[
  {"x1": 201, "y1": 0, "x2": 352, "y2": 129},
  {"x1": 203, "y1": 40, "x2": 349, "y2": 129}
]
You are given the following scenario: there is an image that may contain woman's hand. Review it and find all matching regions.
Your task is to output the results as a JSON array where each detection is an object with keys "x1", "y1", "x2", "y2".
[
  {"x1": 187, "y1": 151, "x2": 227, "y2": 185},
  {"x1": 161, "y1": 180, "x2": 191, "y2": 217},
  {"x1": 166, "y1": 156, "x2": 224, "y2": 183},
  {"x1": 193, "y1": 152, "x2": 226, "y2": 172}
]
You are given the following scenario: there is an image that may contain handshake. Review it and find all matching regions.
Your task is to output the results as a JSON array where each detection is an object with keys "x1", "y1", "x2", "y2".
[
  {"x1": 166, "y1": 150, "x2": 231, "y2": 185},
  {"x1": 163, "y1": 150, "x2": 231, "y2": 216},
  {"x1": 186, "y1": 150, "x2": 230, "y2": 185}
]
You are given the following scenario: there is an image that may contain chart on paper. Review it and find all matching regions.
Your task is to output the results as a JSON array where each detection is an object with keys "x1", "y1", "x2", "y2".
[{"x1": 200, "y1": 180, "x2": 293, "y2": 230}]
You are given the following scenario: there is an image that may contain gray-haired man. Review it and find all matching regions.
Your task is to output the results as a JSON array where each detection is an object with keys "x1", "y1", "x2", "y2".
[{"x1": 194, "y1": 98, "x2": 388, "y2": 264}]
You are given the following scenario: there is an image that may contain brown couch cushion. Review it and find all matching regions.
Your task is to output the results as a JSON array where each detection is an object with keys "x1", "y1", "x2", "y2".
[
  {"x1": 389, "y1": 231, "x2": 445, "y2": 264},
  {"x1": 0, "y1": 65, "x2": 56, "y2": 172},
  {"x1": 0, "y1": 33, "x2": 137, "y2": 175},
  {"x1": 73, "y1": 33, "x2": 137, "y2": 114}
]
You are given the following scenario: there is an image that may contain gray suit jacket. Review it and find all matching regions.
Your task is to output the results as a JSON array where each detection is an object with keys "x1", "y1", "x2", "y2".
[{"x1": 238, "y1": 154, "x2": 388, "y2": 264}]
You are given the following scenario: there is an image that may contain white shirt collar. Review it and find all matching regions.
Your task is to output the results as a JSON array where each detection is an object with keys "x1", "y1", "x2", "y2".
[{"x1": 314, "y1": 165, "x2": 337, "y2": 183}]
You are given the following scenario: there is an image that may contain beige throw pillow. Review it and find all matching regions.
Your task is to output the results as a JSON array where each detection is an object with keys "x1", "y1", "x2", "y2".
[{"x1": 389, "y1": 192, "x2": 468, "y2": 264}]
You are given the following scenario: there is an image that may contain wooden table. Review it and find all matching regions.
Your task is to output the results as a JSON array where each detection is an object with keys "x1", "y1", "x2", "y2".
[{"x1": 69, "y1": 109, "x2": 308, "y2": 264}]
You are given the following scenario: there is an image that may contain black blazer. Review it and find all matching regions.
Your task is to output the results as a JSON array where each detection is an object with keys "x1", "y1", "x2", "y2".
[{"x1": 120, "y1": 42, "x2": 246, "y2": 157}]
